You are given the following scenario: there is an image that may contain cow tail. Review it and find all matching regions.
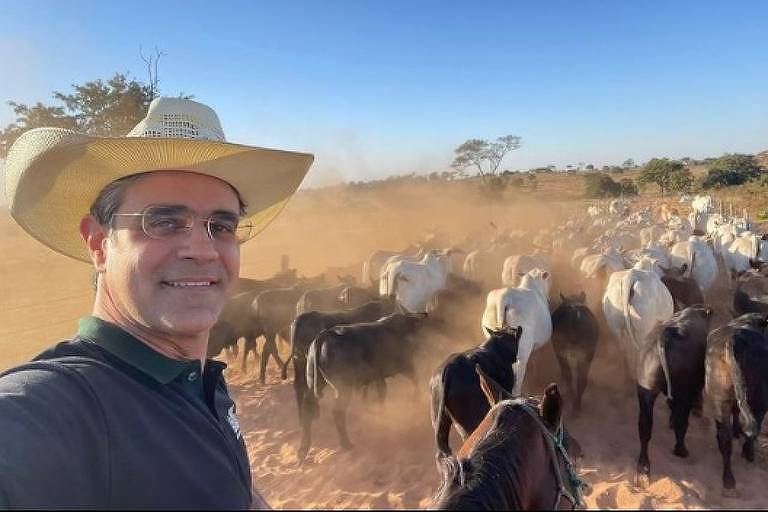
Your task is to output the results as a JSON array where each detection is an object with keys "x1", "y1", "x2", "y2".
[
  {"x1": 430, "y1": 367, "x2": 452, "y2": 456},
  {"x1": 726, "y1": 337, "x2": 758, "y2": 437},
  {"x1": 622, "y1": 273, "x2": 640, "y2": 351},
  {"x1": 657, "y1": 329, "x2": 674, "y2": 401}
]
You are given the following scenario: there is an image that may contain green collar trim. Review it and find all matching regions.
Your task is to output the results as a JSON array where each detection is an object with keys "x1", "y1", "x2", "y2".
[{"x1": 77, "y1": 316, "x2": 197, "y2": 385}]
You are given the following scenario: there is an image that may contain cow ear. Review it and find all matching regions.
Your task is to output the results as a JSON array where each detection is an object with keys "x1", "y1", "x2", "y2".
[
  {"x1": 559, "y1": 292, "x2": 566, "y2": 302},
  {"x1": 541, "y1": 271, "x2": 550, "y2": 280},
  {"x1": 579, "y1": 290, "x2": 587, "y2": 303},
  {"x1": 476, "y1": 365, "x2": 507, "y2": 407},
  {"x1": 540, "y1": 383, "x2": 563, "y2": 434},
  {"x1": 484, "y1": 326, "x2": 495, "y2": 338}
]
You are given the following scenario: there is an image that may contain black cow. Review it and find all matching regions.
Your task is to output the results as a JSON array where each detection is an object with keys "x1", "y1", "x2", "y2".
[
  {"x1": 428, "y1": 273, "x2": 485, "y2": 340},
  {"x1": 243, "y1": 274, "x2": 327, "y2": 382},
  {"x1": 705, "y1": 312, "x2": 768, "y2": 494},
  {"x1": 302, "y1": 313, "x2": 429, "y2": 458},
  {"x1": 432, "y1": 369, "x2": 585, "y2": 510},
  {"x1": 296, "y1": 283, "x2": 348, "y2": 316},
  {"x1": 207, "y1": 272, "x2": 298, "y2": 361},
  {"x1": 661, "y1": 264, "x2": 704, "y2": 312},
  {"x1": 430, "y1": 326, "x2": 523, "y2": 457},
  {"x1": 287, "y1": 300, "x2": 396, "y2": 458},
  {"x1": 635, "y1": 305, "x2": 713, "y2": 487},
  {"x1": 551, "y1": 292, "x2": 599, "y2": 418},
  {"x1": 338, "y1": 285, "x2": 380, "y2": 308},
  {"x1": 733, "y1": 270, "x2": 768, "y2": 316}
]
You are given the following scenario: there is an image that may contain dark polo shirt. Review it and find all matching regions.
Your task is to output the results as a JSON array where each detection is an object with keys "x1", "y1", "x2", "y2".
[{"x1": 0, "y1": 317, "x2": 259, "y2": 509}]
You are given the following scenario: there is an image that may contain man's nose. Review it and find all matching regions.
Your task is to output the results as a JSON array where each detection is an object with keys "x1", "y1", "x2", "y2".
[{"x1": 177, "y1": 221, "x2": 219, "y2": 262}]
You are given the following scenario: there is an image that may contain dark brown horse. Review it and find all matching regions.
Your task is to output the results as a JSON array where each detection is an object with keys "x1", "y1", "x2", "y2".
[{"x1": 432, "y1": 368, "x2": 586, "y2": 510}]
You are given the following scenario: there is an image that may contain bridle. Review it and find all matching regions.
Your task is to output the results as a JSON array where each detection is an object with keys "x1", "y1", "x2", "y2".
[{"x1": 516, "y1": 402, "x2": 587, "y2": 509}]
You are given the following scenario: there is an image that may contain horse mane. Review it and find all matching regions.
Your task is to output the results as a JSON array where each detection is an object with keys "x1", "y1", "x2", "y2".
[{"x1": 432, "y1": 401, "x2": 546, "y2": 510}]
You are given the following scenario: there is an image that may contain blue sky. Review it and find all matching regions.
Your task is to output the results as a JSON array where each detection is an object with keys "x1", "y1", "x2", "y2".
[{"x1": 1, "y1": 1, "x2": 767, "y2": 186}]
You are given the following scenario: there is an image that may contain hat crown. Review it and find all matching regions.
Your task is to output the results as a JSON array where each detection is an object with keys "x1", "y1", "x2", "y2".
[{"x1": 127, "y1": 97, "x2": 226, "y2": 141}]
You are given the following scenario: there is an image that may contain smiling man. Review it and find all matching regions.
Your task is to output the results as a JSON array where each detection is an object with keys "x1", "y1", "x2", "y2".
[{"x1": 0, "y1": 98, "x2": 313, "y2": 509}]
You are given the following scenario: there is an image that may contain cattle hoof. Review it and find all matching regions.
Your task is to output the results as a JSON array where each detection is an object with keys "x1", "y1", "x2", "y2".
[
  {"x1": 742, "y1": 445, "x2": 755, "y2": 462},
  {"x1": 634, "y1": 471, "x2": 650, "y2": 489},
  {"x1": 673, "y1": 445, "x2": 689, "y2": 458}
]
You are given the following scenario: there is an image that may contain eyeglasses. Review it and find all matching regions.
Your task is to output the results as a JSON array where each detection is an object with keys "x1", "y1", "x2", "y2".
[{"x1": 112, "y1": 205, "x2": 254, "y2": 244}]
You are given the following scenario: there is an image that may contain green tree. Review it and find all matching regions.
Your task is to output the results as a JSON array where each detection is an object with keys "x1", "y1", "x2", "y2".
[
  {"x1": 623, "y1": 158, "x2": 635, "y2": 169},
  {"x1": 1, "y1": 73, "x2": 154, "y2": 158},
  {"x1": 702, "y1": 153, "x2": 762, "y2": 189},
  {"x1": 583, "y1": 173, "x2": 622, "y2": 198},
  {"x1": 451, "y1": 134, "x2": 522, "y2": 178},
  {"x1": 620, "y1": 178, "x2": 638, "y2": 195},
  {"x1": 638, "y1": 158, "x2": 689, "y2": 197}
]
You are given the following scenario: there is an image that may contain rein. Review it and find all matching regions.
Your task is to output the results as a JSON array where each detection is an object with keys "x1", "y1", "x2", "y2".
[{"x1": 517, "y1": 403, "x2": 587, "y2": 509}]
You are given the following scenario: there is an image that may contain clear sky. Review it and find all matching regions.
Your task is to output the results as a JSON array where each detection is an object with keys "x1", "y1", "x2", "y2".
[{"x1": 1, "y1": 0, "x2": 767, "y2": 187}]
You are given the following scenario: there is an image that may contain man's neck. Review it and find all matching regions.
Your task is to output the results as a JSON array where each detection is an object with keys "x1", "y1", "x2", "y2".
[{"x1": 92, "y1": 305, "x2": 208, "y2": 370}]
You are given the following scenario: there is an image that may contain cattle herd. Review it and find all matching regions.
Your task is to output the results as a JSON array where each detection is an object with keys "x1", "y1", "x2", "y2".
[{"x1": 209, "y1": 193, "x2": 768, "y2": 509}]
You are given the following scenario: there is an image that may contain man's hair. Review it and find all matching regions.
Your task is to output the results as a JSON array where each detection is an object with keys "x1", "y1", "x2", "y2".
[{"x1": 89, "y1": 172, "x2": 248, "y2": 227}]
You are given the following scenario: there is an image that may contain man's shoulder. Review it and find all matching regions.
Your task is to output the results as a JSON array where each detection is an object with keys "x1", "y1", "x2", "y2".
[{"x1": 0, "y1": 338, "x2": 113, "y2": 400}]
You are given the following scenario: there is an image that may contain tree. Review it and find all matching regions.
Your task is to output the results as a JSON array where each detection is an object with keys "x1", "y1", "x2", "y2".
[
  {"x1": 451, "y1": 134, "x2": 522, "y2": 177},
  {"x1": 623, "y1": 158, "x2": 635, "y2": 169},
  {"x1": 583, "y1": 173, "x2": 622, "y2": 198},
  {"x1": 620, "y1": 178, "x2": 638, "y2": 195},
  {"x1": 637, "y1": 158, "x2": 689, "y2": 197},
  {"x1": 702, "y1": 153, "x2": 762, "y2": 189},
  {"x1": 585, "y1": 164, "x2": 594, "y2": 171},
  {"x1": 1, "y1": 48, "x2": 187, "y2": 158}
]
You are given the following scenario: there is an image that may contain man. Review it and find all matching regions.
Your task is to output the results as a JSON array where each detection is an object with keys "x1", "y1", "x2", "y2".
[{"x1": 0, "y1": 97, "x2": 313, "y2": 508}]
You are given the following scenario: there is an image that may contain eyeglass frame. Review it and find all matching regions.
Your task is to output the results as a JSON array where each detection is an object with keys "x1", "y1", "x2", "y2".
[{"x1": 110, "y1": 204, "x2": 254, "y2": 244}]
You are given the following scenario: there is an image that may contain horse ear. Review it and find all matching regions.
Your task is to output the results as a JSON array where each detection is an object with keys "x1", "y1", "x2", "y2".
[
  {"x1": 540, "y1": 383, "x2": 563, "y2": 433},
  {"x1": 476, "y1": 365, "x2": 507, "y2": 407}
]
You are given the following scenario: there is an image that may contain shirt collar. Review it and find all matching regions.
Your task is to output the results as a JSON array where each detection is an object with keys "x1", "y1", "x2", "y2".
[{"x1": 77, "y1": 316, "x2": 199, "y2": 385}]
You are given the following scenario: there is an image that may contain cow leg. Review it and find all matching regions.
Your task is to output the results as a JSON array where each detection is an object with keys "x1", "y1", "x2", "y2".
[
  {"x1": 293, "y1": 357, "x2": 308, "y2": 426},
  {"x1": 260, "y1": 333, "x2": 284, "y2": 385},
  {"x1": 556, "y1": 353, "x2": 574, "y2": 410},
  {"x1": 636, "y1": 385, "x2": 658, "y2": 488},
  {"x1": 671, "y1": 396, "x2": 693, "y2": 458},
  {"x1": 332, "y1": 390, "x2": 354, "y2": 451},
  {"x1": 298, "y1": 394, "x2": 317, "y2": 463},
  {"x1": 742, "y1": 407, "x2": 765, "y2": 462},
  {"x1": 732, "y1": 404, "x2": 744, "y2": 439},
  {"x1": 715, "y1": 419, "x2": 737, "y2": 493},
  {"x1": 374, "y1": 379, "x2": 387, "y2": 403},
  {"x1": 241, "y1": 337, "x2": 256, "y2": 374},
  {"x1": 575, "y1": 357, "x2": 592, "y2": 418}
]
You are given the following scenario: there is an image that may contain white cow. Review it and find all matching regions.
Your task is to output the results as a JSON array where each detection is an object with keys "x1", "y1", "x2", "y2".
[
  {"x1": 481, "y1": 269, "x2": 552, "y2": 396},
  {"x1": 362, "y1": 245, "x2": 420, "y2": 286},
  {"x1": 602, "y1": 268, "x2": 674, "y2": 378},
  {"x1": 378, "y1": 250, "x2": 427, "y2": 295},
  {"x1": 640, "y1": 225, "x2": 665, "y2": 248},
  {"x1": 725, "y1": 234, "x2": 768, "y2": 276},
  {"x1": 579, "y1": 248, "x2": 626, "y2": 279},
  {"x1": 669, "y1": 238, "x2": 718, "y2": 296},
  {"x1": 380, "y1": 250, "x2": 450, "y2": 312},
  {"x1": 501, "y1": 252, "x2": 552, "y2": 287}
]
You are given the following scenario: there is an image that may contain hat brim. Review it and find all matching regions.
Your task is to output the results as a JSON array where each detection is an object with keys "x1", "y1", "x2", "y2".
[{"x1": 10, "y1": 136, "x2": 313, "y2": 262}]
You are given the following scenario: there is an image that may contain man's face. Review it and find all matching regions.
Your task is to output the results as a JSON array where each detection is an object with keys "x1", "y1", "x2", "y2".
[{"x1": 99, "y1": 172, "x2": 241, "y2": 337}]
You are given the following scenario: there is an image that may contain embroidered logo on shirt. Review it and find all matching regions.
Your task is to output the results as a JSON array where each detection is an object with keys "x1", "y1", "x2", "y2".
[{"x1": 227, "y1": 405, "x2": 242, "y2": 439}]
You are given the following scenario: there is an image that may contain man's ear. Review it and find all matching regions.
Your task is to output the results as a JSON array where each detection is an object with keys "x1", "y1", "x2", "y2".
[{"x1": 80, "y1": 215, "x2": 108, "y2": 273}]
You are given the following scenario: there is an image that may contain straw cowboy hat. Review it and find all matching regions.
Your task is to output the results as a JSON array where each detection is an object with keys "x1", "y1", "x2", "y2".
[{"x1": 4, "y1": 97, "x2": 314, "y2": 262}]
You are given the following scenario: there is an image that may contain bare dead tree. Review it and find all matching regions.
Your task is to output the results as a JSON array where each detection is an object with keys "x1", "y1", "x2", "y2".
[{"x1": 139, "y1": 45, "x2": 166, "y2": 100}]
